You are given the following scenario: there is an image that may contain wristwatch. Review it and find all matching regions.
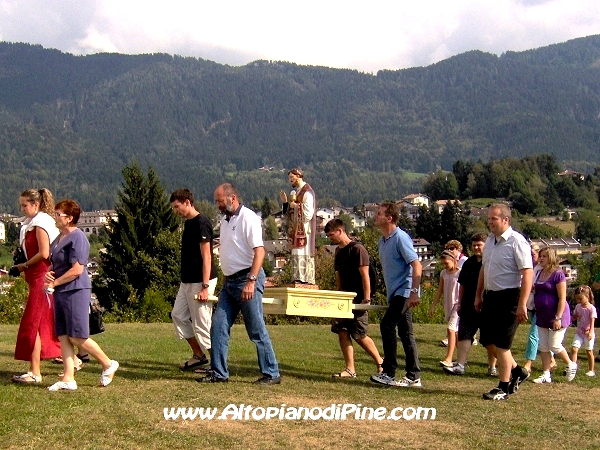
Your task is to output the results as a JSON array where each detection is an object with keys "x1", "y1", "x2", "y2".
[
  {"x1": 410, "y1": 287, "x2": 419, "y2": 294},
  {"x1": 247, "y1": 274, "x2": 257, "y2": 282},
  {"x1": 202, "y1": 283, "x2": 210, "y2": 289}
]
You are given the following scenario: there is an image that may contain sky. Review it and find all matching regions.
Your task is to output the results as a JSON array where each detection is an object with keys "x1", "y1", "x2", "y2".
[{"x1": 1, "y1": 0, "x2": 599, "y2": 72}]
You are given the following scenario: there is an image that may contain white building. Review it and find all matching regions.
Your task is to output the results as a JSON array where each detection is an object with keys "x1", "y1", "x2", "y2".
[
  {"x1": 0, "y1": 221, "x2": 5, "y2": 243},
  {"x1": 78, "y1": 210, "x2": 117, "y2": 236}
]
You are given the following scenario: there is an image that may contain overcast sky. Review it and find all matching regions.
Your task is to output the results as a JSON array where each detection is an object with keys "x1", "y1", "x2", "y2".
[{"x1": 1, "y1": 0, "x2": 599, "y2": 72}]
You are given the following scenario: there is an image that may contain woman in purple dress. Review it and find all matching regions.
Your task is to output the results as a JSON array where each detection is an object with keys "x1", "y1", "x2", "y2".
[
  {"x1": 532, "y1": 247, "x2": 577, "y2": 384},
  {"x1": 43, "y1": 199, "x2": 119, "y2": 391}
]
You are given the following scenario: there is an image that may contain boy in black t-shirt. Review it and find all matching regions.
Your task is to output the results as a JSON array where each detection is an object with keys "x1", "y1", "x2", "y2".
[
  {"x1": 170, "y1": 189, "x2": 217, "y2": 372},
  {"x1": 325, "y1": 219, "x2": 383, "y2": 378}
]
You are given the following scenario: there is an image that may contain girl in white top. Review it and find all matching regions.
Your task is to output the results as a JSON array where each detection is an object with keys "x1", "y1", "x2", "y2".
[{"x1": 430, "y1": 250, "x2": 461, "y2": 368}]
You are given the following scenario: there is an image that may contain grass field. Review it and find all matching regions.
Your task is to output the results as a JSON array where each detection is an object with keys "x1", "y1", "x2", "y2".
[{"x1": 1, "y1": 323, "x2": 598, "y2": 450}]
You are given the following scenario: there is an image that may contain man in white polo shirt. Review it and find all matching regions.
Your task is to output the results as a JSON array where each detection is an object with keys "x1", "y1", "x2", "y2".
[
  {"x1": 197, "y1": 183, "x2": 280, "y2": 385},
  {"x1": 475, "y1": 203, "x2": 533, "y2": 401}
]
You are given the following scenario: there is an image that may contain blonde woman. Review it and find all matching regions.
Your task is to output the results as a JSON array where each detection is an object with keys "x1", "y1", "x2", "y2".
[
  {"x1": 532, "y1": 247, "x2": 577, "y2": 383},
  {"x1": 11, "y1": 189, "x2": 61, "y2": 384}
]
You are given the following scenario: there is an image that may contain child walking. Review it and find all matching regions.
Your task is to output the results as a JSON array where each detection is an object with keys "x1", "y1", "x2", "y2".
[
  {"x1": 571, "y1": 285, "x2": 596, "y2": 377},
  {"x1": 430, "y1": 250, "x2": 461, "y2": 368}
]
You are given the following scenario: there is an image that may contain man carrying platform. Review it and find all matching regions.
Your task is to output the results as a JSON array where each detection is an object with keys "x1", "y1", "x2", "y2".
[{"x1": 325, "y1": 219, "x2": 383, "y2": 379}]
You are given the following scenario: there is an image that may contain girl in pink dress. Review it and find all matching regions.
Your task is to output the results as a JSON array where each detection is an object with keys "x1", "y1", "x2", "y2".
[
  {"x1": 11, "y1": 188, "x2": 61, "y2": 384},
  {"x1": 430, "y1": 250, "x2": 461, "y2": 368}
]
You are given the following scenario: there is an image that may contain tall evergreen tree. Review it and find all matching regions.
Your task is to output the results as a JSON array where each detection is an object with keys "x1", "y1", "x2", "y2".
[{"x1": 94, "y1": 162, "x2": 179, "y2": 312}]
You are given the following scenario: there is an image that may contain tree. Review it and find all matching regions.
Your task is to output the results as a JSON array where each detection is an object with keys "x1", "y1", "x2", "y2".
[
  {"x1": 521, "y1": 220, "x2": 565, "y2": 239},
  {"x1": 264, "y1": 216, "x2": 279, "y2": 240},
  {"x1": 337, "y1": 212, "x2": 354, "y2": 235},
  {"x1": 93, "y1": 162, "x2": 179, "y2": 313},
  {"x1": 196, "y1": 200, "x2": 220, "y2": 227},
  {"x1": 575, "y1": 210, "x2": 600, "y2": 245}
]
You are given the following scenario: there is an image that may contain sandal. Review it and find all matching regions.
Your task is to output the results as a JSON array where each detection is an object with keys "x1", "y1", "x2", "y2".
[
  {"x1": 179, "y1": 354, "x2": 209, "y2": 371},
  {"x1": 12, "y1": 372, "x2": 42, "y2": 384},
  {"x1": 376, "y1": 361, "x2": 384, "y2": 373},
  {"x1": 332, "y1": 368, "x2": 357, "y2": 378},
  {"x1": 99, "y1": 360, "x2": 119, "y2": 387},
  {"x1": 58, "y1": 358, "x2": 84, "y2": 377}
]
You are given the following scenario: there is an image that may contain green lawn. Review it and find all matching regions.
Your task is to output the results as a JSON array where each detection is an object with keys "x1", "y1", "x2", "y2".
[{"x1": 1, "y1": 323, "x2": 598, "y2": 449}]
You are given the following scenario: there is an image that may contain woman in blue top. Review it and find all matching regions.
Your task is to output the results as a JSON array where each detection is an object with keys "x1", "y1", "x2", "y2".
[{"x1": 43, "y1": 199, "x2": 119, "y2": 391}]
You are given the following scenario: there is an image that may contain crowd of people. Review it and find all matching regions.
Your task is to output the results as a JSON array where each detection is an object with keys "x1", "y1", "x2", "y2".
[{"x1": 8, "y1": 178, "x2": 597, "y2": 399}]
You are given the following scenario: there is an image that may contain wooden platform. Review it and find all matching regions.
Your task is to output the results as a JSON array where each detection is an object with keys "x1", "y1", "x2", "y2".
[{"x1": 208, "y1": 288, "x2": 388, "y2": 318}]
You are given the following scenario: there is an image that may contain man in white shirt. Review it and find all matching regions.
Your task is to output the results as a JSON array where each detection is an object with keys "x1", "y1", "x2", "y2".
[
  {"x1": 475, "y1": 204, "x2": 533, "y2": 401},
  {"x1": 197, "y1": 183, "x2": 280, "y2": 385}
]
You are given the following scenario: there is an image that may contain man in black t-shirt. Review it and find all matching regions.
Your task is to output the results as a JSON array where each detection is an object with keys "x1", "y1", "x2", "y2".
[
  {"x1": 170, "y1": 189, "x2": 218, "y2": 372},
  {"x1": 444, "y1": 233, "x2": 497, "y2": 376},
  {"x1": 325, "y1": 219, "x2": 383, "y2": 379}
]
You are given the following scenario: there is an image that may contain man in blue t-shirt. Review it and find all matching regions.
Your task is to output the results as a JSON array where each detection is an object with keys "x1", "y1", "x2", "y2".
[{"x1": 370, "y1": 202, "x2": 422, "y2": 388}]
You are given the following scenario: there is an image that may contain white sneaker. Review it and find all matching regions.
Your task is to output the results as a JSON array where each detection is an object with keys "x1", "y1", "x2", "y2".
[
  {"x1": 100, "y1": 360, "x2": 119, "y2": 387},
  {"x1": 394, "y1": 376, "x2": 422, "y2": 388},
  {"x1": 533, "y1": 374, "x2": 552, "y2": 384},
  {"x1": 473, "y1": 338, "x2": 478, "y2": 346},
  {"x1": 48, "y1": 380, "x2": 77, "y2": 391},
  {"x1": 487, "y1": 366, "x2": 498, "y2": 377},
  {"x1": 370, "y1": 372, "x2": 395, "y2": 386},
  {"x1": 440, "y1": 338, "x2": 448, "y2": 347},
  {"x1": 565, "y1": 363, "x2": 577, "y2": 382},
  {"x1": 586, "y1": 370, "x2": 595, "y2": 377}
]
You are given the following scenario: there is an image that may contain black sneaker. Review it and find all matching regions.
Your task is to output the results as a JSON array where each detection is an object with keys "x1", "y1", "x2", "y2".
[
  {"x1": 482, "y1": 387, "x2": 508, "y2": 401},
  {"x1": 254, "y1": 376, "x2": 281, "y2": 385},
  {"x1": 508, "y1": 367, "x2": 530, "y2": 394},
  {"x1": 196, "y1": 371, "x2": 228, "y2": 383},
  {"x1": 76, "y1": 353, "x2": 91, "y2": 363}
]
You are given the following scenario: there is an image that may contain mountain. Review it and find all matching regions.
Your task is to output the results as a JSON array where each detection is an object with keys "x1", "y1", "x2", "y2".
[{"x1": 1, "y1": 36, "x2": 600, "y2": 212}]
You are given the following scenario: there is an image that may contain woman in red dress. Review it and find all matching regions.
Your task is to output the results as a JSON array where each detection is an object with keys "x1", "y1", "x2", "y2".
[{"x1": 11, "y1": 188, "x2": 61, "y2": 384}]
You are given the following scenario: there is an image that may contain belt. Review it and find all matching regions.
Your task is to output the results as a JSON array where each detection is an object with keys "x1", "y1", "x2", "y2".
[{"x1": 225, "y1": 267, "x2": 252, "y2": 279}]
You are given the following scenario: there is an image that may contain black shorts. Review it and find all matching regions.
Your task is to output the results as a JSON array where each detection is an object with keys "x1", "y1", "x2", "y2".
[
  {"x1": 457, "y1": 312, "x2": 480, "y2": 342},
  {"x1": 479, "y1": 288, "x2": 520, "y2": 350},
  {"x1": 331, "y1": 311, "x2": 369, "y2": 340}
]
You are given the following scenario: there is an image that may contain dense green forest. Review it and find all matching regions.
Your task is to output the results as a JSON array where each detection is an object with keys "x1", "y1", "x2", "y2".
[{"x1": 1, "y1": 35, "x2": 600, "y2": 212}]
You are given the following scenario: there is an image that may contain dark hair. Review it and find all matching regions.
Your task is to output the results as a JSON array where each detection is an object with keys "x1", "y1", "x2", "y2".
[
  {"x1": 288, "y1": 168, "x2": 304, "y2": 178},
  {"x1": 324, "y1": 218, "x2": 345, "y2": 233},
  {"x1": 55, "y1": 199, "x2": 81, "y2": 225},
  {"x1": 471, "y1": 232, "x2": 487, "y2": 243},
  {"x1": 170, "y1": 188, "x2": 194, "y2": 205},
  {"x1": 20, "y1": 188, "x2": 54, "y2": 215},
  {"x1": 380, "y1": 202, "x2": 399, "y2": 224}
]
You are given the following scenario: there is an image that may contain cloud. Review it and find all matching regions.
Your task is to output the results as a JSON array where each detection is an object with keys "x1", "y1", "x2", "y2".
[{"x1": 0, "y1": 0, "x2": 599, "y2": 71}]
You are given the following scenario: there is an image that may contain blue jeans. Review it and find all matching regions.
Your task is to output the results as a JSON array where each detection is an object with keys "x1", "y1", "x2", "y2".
[
  {"x1": 525, "y1": 310, "x2": 539, "y2": 361},
  {"x1": 380, "y1": 295, "x2": 421, "y2": 380},
  {"x1": 210, "y1": 269, "x2": 279, "y2": 380}
]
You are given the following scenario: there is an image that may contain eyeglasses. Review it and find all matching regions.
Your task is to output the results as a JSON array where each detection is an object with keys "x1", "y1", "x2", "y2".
[{"x1": 53, "y1": 212, "x2": 68, "y2": 217}]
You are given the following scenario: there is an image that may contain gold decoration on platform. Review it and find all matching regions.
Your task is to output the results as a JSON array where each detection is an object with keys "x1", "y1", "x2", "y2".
[{"x1": 262, "y1": 287, "x2": 357, "y2": 318}]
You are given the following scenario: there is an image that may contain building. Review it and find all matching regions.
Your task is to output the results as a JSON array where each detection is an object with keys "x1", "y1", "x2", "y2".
[
  {"x1": 0, "y1": 221, "x2": 4, "y2": 243},
  {"x1": 402, "y1": 193, "x2": 430, "y2": 208},
  {"x1": 78, "y1": 210, "x2": 117, "y2": 236},
  {"x1": 412, "y1": 238, "x2": 432, "y2": 261},
  {"x1": 529, "y1": 238, "x2": 582, "y2": 257},
  {"x1": 263, "y1": 239, "x2": 289, "y2": 272}
]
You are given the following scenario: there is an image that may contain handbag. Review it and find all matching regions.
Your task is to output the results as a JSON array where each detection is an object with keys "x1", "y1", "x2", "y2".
[{"x1": 89, "y1": 297, "x2": 105, "y2": 335}]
